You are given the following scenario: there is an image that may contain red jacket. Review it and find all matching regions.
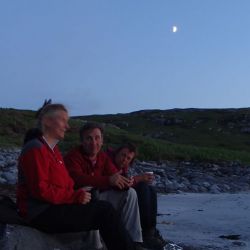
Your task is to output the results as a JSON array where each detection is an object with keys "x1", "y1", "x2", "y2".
[
  {"x1": 64, "y1": 146, "x2": 118, "y2": 190},
  {"x1": 17, "y1": 138, "x2": 85, "y2": 219}
]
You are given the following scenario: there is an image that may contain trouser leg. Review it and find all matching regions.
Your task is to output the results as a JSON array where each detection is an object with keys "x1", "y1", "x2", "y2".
[
  {"x1": 84, "y1": 230, "x2": 103, "y2": 249},
  {"x1": 99, "y1": 188, "x2": 143, "y2": 242},
  {"x1": 134, "y1": 182, "x2": 157, "y2": 232},
  {"x1": 29, "y1": 200, "x2": 135, "y2": 250}
]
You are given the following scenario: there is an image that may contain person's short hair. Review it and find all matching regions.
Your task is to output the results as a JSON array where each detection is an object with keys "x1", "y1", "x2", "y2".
[
  {"x1": 37, "y1": 103, "x2": 68, "y2": 121},
  {"x1": 115, "y1": 143, "x2": 137, "y2": 165},
  {"x1": 79, "y1": 122, "x2": 104, "y2": 142},
  {"x1": 24, "y1": 100, "x2": 68, "y2": 145}
]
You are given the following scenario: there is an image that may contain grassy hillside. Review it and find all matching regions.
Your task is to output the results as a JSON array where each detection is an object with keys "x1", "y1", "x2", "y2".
[
  {"x1": 1, "y1": 107, "x2": 250, "y2": 164},
  {"x1": 0, "y1": 108, "x2": 36, "y2": 146},
  {"x1": 74, "y1": 108, "x2": 250, "y2": 152}
]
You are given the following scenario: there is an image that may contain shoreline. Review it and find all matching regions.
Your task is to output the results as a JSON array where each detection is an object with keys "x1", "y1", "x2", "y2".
[{"x1": 157, "y1": 192, "x2": 250, "y2": 249}]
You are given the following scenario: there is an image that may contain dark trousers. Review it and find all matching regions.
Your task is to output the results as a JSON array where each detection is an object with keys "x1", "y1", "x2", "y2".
[
  {"x1": 134, "y1": 182, "x2": 157, "y2": 233},
  {"x1": 29, "y1": 200, "x2": 135, "y2": 250}
]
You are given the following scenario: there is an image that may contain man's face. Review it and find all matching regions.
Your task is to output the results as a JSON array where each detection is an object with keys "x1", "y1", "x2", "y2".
[
  {"x1": 114, "y1": 148, "x2": 135, "y2": 169},
  {"x1": 81, "y1": 128, "x2": 103, "y2": 157},
  {"x1": 44, "y1": 110, "x2": 69, "y2": 140}
]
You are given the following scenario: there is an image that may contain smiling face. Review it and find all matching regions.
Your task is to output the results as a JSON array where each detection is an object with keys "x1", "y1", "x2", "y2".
[
  {"x1": 81, "y1": 128, "x2": 103, "y2": 158},
  {"x1": 114, "y1": 148, "x2": 135, "y2": 169},
  {"x1": 43, "y1": 110, "x2": 69, "y2": 140}
]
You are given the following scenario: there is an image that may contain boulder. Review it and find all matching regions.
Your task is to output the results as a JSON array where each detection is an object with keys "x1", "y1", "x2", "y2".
[
  {"x1": 1, "y1": 224, "x2": 102, "y2": 250},
  {"x1": 0, "y1": 196, "x2": 102, "y2": 250}
]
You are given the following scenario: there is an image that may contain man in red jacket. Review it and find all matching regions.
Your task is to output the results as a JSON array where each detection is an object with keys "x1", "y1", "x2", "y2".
[{"x1": 64, "y1": 122, "x2": 144, "y2": 248}]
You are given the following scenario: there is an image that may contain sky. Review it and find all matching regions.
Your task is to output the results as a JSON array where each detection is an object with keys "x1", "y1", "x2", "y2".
[{"x1": 1, "y1": 0, "x2": 250, "y2": 115}]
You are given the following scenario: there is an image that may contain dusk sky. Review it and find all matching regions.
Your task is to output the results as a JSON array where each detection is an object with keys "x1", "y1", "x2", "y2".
[{"x1": 1, "y1": 1, "x2": 250, "y2": 115}]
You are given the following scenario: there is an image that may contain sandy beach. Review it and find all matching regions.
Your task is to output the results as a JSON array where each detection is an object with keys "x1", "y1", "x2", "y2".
[{"x1": 157, "y1": 192, "x2": 250, "y2": 250}]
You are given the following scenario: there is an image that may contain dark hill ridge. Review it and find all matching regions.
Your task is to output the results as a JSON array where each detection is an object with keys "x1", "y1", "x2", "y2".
[
  {"x1": 73, "y1": 108, "x2": 250, "y2": 152},
  {"x1": 2, "y1": 107, "x2": 250, "y2": 163}
]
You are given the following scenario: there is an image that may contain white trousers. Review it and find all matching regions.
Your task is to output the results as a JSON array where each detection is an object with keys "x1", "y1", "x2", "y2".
[{"x1": 87, "y1": 188, "x2": 143, "y2": 249}]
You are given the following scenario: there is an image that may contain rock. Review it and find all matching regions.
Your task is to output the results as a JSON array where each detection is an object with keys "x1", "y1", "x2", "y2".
[
  {"x1": 222, "y1": 184, "x2": 230, "y2": 191},
  {"x1": 0, "y1": 177, "x2": 7, "y2": 185},
  {"x1": 1, "y1": 148, "x2": 250, "y2": 194},
  {"x1": 1, "y1": 173, "x2": 16, "y2": 185},
  {"x1": 1, "y1": 224, "x2": 101, "y2": 250},
  {"x1": 190, "y1": 185, "x2": 200, "y2": 193},
  {"x1": 202, "y1": 182, "x2": 211, "y2": 188},
  {"x1": 209, "y1": 184, "x2": 220, "y2": 194},
  {"x1": 231, "y1": 241, "x2": 246, "y2": 247},
  {"x1": 199, "y1": 187, "x2": 207, "y2": 192}
]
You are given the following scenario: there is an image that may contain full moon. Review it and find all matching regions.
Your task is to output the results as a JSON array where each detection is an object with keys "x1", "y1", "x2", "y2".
[{"x1": 172, "y1": 26, "x2": 178, "y2": 33}]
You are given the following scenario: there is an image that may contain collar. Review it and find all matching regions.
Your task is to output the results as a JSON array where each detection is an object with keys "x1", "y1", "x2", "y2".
[{"x1": 42, "y1": 136, "x2": 59, "y2": 150}]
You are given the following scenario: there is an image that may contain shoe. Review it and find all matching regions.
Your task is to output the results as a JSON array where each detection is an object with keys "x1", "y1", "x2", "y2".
[
  {"x1": 135, "y1": 242, "x2": 150, "y2": 250},
  {"x1": 154, "y1": 228, "x2": 168, "y2": 245},
  {"x1": 143, "y1": 236, "x2": 166, "y2": 250},
  {"x1": 142, "y1": 228, "x2": 167, "y2": 250}
]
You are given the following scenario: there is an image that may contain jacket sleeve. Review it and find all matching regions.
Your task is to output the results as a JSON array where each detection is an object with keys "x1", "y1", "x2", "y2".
[
  {"x1": 120, "y1": 165, "x2": 140, "y2": 187},
  {"x1": 103, "y1": 156, "x2": 118, "y2": 176},
  {"x1": 64, "y1": 154, "x2": 111, "y2": 190},
  {"x1": 20, "y1": 147, "x2": 85, "y2": 204},
  {"x1": 132, "y1": 175, "x2": 141, "y2": 186}
]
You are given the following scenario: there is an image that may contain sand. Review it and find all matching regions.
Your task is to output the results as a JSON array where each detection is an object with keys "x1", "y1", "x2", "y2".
[{"x1": 157, "y1": 192, "x2": 250, "y2": 250}]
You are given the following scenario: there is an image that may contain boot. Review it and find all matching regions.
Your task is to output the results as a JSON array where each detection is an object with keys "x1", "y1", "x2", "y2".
[{"x1": 142, "y1": 228, "x2": 167, "y2": 250}]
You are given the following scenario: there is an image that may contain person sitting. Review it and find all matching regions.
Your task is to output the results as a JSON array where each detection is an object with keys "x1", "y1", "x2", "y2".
[
  {"x1": 17, "y1": 102, "x2": 135, "y2": 250},
  {"x1": 107, "y1": 143, "x2": 167, "y2": 249},
  {"x1": 64, "y1": 122, "x2": 146, "y2": 250}
]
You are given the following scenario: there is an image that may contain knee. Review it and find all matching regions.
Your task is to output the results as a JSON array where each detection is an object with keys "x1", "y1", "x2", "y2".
[
  {"x1": 126, "y1": 188, "x2": 138, "y2": 201},
  {"x1": 96, "y1": 200, "x2": 115, "y2": 212}
]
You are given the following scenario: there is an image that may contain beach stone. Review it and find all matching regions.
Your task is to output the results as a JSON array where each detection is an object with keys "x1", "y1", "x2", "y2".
[
  {"x1": 0, "y1": 177, "x2": 7, "y2": 184},
  {"x1": 1, "y1": 148, "x2": 250, "y2": 194},
  {"x1": 1, "y1": 224, "x2": 101, "y2": 250},
  {"x1": 1, "y1": 173, "x2": 16, "y2": 185},
  {"x1": 231, "y1": 241, "x2": 246, "y2": 247},
  {"x1": 202, "y1": 182, "x2": 210, "y2": 188},
  {"x1": 190, "y1": 185, "x2": 200, "y2": 192},
  {"x1": 209, "y1": 184, "x2": 220, "y2": 194}
]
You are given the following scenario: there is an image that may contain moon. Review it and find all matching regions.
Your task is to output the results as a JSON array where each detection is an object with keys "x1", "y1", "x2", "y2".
[{"x1": 172, "y1": 26, "x2": 178, "y2": 33}]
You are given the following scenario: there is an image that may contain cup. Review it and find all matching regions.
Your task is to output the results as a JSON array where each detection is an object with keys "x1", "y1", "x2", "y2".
[
  {"x1": 145, "y1": 171, "x2": 155, "y2": 185},
  {"x1": 82, "y1": 186, "x2": 99, "y2": 201},
  {"x1": 82, "y1": 186, "x2": 93, "y2": 191},
  {"x1": 90, "y1": 188, "x2": 99, "y2": 201}
]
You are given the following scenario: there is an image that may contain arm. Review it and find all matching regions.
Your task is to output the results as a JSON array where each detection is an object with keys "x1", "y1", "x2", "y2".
[
  {"x1": 103, "y1": 157, "x2": 133, "y2": 189},
  {"x1": 133, "y1": 173, "x2": 154, "y2": 185}
]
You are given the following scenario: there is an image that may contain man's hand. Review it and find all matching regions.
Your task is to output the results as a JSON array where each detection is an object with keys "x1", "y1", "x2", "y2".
[
  {"x1": 79, "y1": 189, "x2": 92, "y2": 204},
  {"x1": 139, "y1": 173, "x2": 154, "y2": 184},
  {"x1": 109, "y1": 171, "x2": 132, "y2": 189}
]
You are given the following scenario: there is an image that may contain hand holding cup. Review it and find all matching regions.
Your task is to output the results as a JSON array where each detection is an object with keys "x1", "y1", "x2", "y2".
[
  {"x1": 79, "y1": 186, "x2": 92, "y2": 204},
  {"x1": 144, "y1": 171, "x2": 154, "y2": 184}
]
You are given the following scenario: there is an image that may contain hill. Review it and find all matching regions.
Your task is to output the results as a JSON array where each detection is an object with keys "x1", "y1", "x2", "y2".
[{"x1": 1, "y1": 107, "x2": 250, "y2": 163}]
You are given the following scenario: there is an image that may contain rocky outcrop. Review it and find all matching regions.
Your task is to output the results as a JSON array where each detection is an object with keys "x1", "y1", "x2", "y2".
[
  {"x1": 1, "y1": 148, "x2": 250, "y2": 195},
  {"x1": 130, "y1": 161, "x2": 250, "y2": 194},
  {"x1": 0, "y1": 224, "x2": 102, "y2": 250}
]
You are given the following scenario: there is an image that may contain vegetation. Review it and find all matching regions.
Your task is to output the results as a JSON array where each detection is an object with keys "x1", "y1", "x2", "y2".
[{"x1": 1, "y1": 107, "x2": 250, "y2": 164}]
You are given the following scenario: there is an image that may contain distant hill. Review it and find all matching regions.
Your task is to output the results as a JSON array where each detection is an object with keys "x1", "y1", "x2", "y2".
[
  {"x1": 2, "y1": 107, "x2": 250, "y2": 163},
  {"x1": 75, "y1": 108, "x2": 250, "y2": 152}
]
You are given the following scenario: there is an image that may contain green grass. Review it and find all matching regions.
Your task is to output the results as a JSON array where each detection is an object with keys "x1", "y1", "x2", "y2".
[{"x1": 1, "y1": 107, "x2": 250, "y2": 164}]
